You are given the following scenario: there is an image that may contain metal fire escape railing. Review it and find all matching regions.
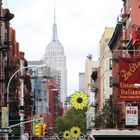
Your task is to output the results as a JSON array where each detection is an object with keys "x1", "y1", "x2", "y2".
[{"x1": 0, "y1": 2, "x2": 14, "y2": 129}]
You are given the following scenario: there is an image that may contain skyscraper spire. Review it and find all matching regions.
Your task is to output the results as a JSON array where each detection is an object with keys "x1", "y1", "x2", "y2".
[
  {"x1": 54, "y1": 0, "x2": 56, "y2": 24},
  {"x1": 50, "y1": 0, "x2": 61, "y2": 45}
]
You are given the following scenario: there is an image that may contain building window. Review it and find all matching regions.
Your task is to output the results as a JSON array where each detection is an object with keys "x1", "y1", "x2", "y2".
[{"x1": 109, "y1": 59, "x2": 112, "y2": 69}]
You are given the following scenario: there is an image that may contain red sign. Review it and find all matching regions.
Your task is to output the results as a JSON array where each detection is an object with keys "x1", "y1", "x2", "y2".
[{"x1": 119, "y1": 57, "x2": 140, "y2": 101}]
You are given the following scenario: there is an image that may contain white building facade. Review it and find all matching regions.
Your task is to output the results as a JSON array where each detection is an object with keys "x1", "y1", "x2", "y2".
[
  {"x1": 43, "y1": 11, "x2": 67, "y2": 103},
  {"x1": 99, "y1": 27, "x2": 114, "y2": 109},
  {"x1": 84, "y1": 55, "x2": 98, "y2": 130},
  {"x1": 84, "y1": 54, "x2": 98, "y2": 94}
]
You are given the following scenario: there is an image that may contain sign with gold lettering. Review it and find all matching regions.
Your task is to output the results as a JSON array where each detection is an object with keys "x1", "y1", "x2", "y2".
[{"x1": 119, "y1": 57, "x2": 140, "y2": 101}]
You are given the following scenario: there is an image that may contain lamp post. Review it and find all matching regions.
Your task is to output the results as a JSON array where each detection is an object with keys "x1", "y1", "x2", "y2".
[{"x1": 5, "y1": 64, "x2": 46, "y2": 140}]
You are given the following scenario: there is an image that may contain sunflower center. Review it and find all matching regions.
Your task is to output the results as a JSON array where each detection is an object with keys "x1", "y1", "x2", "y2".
[
  {"x1": 77, "y1": 97, "x2": 83, "y2": 103},
  {"x1": 74, "y1": 130, "x2": 78, "y2": 134},
  {"x1": 66, "y1": 133, "x2": 69, "y2": 136}
]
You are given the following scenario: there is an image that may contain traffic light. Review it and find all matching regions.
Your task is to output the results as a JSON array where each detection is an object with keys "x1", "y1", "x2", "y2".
[
  {"x1": 35, "y1": 124, "x2": 42, "y2": 137},
  {"x1": 42, "y1": 123, "x2": 48, "y2": 137}
]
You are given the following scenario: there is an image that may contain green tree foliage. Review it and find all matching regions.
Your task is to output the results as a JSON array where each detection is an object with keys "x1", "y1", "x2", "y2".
[
  {"x1": 54, "y1": 107, "x2": 87, "y2": 134},
  {"x1": 94, "y1": 95, "x2": 121, "y2": 128}
]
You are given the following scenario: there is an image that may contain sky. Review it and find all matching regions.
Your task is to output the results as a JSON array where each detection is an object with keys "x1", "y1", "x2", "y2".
[{"x1": 5, "y1": 0, "x2": 123, "y2": 96}]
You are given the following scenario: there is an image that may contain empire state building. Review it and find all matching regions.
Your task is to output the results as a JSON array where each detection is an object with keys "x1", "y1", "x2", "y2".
[{"x1": 43, "y1": 9, "x2": 67, "y2": 103}]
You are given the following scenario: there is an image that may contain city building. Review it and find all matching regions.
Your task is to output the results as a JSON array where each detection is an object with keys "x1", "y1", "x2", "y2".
[
  {"x1": 84, "y1": 54, "x2": 98, "y2": 107},
  {"x1": 108, "y1": 0, "x2": 140, "y2": 128},
  {"x1": 43, "y1": 7, "x2": 67, "y2": 104},
  {"x1": 28, "y1": 61, "x2": 63, "y2": 130},
  {"x1": 28, "y1": 61, "x2": 50, "y2": 116},
  {"x1": 83, "y1": 55, "x2": 98, "y2": 130},
  {"x1": 0, "y1": 8, "x2": 15, "y2": 130},
  {"x1": 84, "y1": 54, "x2": 98, "y2": 93},
  {"x1": 0, "y1": 6, "x2": 33, "y2": 139},
  {"x1": 99, "y1": 27, "x2": 114, "y2": 110}
]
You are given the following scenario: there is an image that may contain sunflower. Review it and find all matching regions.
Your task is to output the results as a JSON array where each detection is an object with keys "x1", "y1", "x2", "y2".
[
  {"x1": 63, "y1": 130, "x2": 71, "y2": 139},
  {"x1": 70, "y1": 127, "x2": 81, "y2": 138},
  {"x1": 70, "y1": 91, "x2": 89, "y2": 110}
]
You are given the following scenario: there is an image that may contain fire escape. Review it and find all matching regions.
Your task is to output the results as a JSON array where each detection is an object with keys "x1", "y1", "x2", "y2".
[
  {"x1": 120, "y1": 5, "x2": 140, "y2": 56},
  {"x1": 0, "y1": 7, "x2": 14, "y2": 126}
]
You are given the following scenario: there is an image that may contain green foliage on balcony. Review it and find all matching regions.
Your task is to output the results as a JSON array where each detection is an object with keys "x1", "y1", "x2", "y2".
[{"x1": 94, "y1": 95, "x2": 121, "y2": 128}]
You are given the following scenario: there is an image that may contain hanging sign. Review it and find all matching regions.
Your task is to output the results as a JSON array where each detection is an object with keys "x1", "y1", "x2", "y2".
[{"x1": 119, "y1": 57, "x2": 140, "y2": 101}]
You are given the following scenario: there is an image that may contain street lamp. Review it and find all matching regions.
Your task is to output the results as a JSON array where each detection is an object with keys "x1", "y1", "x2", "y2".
[{"x1": 5, "y1": 64, "x2": 46, "y2": 140}]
